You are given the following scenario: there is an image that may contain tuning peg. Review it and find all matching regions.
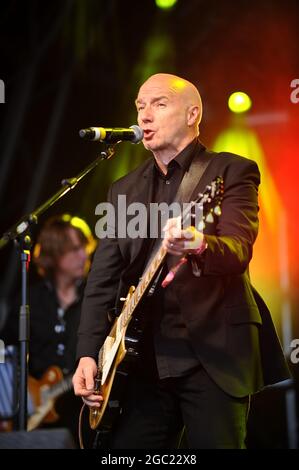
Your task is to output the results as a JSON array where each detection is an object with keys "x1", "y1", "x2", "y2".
[
  {"x1": 214, "y1": 205, "x2": 222, "y2": 216},
  {"x1": 197, "y1": 220, "x2": 205, "y2": 231},
  {"x1": 205, "y1": 212, "x2": 214, "y2": 224}
]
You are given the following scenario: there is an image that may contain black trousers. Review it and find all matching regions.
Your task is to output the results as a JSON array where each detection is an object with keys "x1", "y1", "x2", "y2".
[{"x1": 109, "y1": 366, "x2": 249, "y2": 449}]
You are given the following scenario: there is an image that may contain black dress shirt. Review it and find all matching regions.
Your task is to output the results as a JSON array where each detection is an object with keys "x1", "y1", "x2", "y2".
[{"x1": 140, "y1": 138, "x2": 201, "y2": 379}]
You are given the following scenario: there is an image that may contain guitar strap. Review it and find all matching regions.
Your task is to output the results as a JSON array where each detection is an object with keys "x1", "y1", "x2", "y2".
[
  {"x1": 174, "y1": 144, "x2": 214, "y2": 206},
  {"x1": 145, "y1": 142, "x2": 215, "y2": 292}
]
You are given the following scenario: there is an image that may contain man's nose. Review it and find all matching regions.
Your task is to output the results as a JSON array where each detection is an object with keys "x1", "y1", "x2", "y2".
[{"x1": 139, "y1": 107, "x2": 153, "y2": 123}]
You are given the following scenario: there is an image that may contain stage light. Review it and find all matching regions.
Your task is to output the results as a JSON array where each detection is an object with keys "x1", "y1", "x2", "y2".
[
  {"x1": 228, "y1": 91, "x2": 252, "y2": 113},
  {"x1": 155, "y1": 0, "x2": 178, "y2": 10}
]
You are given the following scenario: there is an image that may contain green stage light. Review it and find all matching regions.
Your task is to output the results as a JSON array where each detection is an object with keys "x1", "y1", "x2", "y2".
[
  {"x1": 155, "y1": 0, "x2": 178, "y2": 10},
  {"x1": 228, "y1": 91, "x2": 252, "y2": 113}
]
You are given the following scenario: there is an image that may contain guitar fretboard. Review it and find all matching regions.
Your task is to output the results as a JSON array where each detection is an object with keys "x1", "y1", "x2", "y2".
[
  {"x1": 119, "y1": 244, "x2": 167, "y2": 330},
  {"x1": 48, "y1": 375, "x2": 73, "y2": 399}
]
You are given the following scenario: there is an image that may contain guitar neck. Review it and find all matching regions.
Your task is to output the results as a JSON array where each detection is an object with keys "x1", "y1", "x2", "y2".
[
  {"x1": 119, "y1": 243, "x2": 167, "y2": 329},
  {"x1": 48, "y1": 375, "x2": 73, "y2": 400}
]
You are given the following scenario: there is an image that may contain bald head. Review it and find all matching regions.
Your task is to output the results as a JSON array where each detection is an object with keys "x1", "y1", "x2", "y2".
[
  {"x1": 136, "y1": 73, "x2": 203, "y2": 162},
  {"x1": 139, "y1": 73, "x2": 202, "y2": 126}
]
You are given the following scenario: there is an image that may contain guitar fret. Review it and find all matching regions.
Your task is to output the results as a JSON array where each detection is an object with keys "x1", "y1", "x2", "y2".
[{"x1": 121, "y1": 247, "x2": 167, "y2": 327}]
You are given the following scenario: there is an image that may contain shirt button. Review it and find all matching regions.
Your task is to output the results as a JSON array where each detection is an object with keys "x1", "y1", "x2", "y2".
[
  {"x1": 57, "y1": 343, "x2": 65, "y2": 356},
  {"x1": 55, "y1": 325, "x2": 65, "y2": 334},
  {"x1": 165, "y1": 180, "x2": 170, "y2": 185}
]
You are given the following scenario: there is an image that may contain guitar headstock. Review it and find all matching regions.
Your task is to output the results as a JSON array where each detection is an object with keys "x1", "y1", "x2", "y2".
[{"x1": 184, "y1": 176, "x2": 224, "y2": 231}]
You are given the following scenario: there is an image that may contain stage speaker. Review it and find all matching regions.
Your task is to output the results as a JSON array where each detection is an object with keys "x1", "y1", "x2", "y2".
[{"x1": 0, "y1": 428, "x2": 77, "y2": 449}]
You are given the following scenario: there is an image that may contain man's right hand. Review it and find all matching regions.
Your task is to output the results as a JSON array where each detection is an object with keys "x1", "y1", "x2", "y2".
[{"x1": 72, "y1": 356, "x2": 103, "y2": 407}]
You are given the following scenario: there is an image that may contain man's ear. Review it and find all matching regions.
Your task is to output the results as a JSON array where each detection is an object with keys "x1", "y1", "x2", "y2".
[{"x1": 187, "y1": 105, "x2": 200, "y2": 126}]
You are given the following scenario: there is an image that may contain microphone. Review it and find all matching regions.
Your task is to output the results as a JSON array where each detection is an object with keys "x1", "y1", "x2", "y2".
[{"x1": 79, "y1": 125, "x2": 144, "y2": 144}]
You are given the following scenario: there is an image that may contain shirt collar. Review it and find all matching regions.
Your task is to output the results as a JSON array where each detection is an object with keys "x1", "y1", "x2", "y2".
[
  {"x1": 173, "y1": 137, "x2": 199, "y2": 171},
  {"x1": 153, "y1": 137, "x2": 200, "y2": 177}
]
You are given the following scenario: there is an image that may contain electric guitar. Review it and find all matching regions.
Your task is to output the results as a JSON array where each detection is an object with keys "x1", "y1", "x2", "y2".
[
  {"x1": 0, "y1": 365, "x2": 72, "y2": 432},
  {"x1": 27, "y1": 366, "x2": 72, "y2": 431},
  {"x1": 89, "y1": 177, "x2": 224, "y2": 431}
]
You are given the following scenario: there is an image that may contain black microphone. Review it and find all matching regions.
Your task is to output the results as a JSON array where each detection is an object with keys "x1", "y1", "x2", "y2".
[{"x1": 79, "y1": 125, "x2": 144, "y2": 144}]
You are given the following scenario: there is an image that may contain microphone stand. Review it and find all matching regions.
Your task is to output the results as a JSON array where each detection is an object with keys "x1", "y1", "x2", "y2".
[{"x1": 0, "y1": 144, "x2": 116, "y2": 430}]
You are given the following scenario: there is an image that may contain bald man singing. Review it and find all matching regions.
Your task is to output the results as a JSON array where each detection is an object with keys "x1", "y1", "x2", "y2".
[{"x1": 73, "y1": 74, "x2": 289, "y2": 449}]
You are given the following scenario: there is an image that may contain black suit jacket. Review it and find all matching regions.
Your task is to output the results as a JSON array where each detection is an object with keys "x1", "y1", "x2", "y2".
[{"x1": 77, "y1": 142, "x2": 290, "y2": 397}]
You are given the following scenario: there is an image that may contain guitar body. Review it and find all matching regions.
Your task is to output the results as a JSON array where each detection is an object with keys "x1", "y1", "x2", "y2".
[
  {"x1": 28, "y1": 366, "x2": 64, "y2": 424},
  {"x1": 89, "y1": 336, "x2": 126, "y2": 430},
  {"x1": 0, "y1": 365, "x2": 72, "y2": 432},
  {"x1": 27, "y1": 366, "x2": 73, "y2": 431},
  {"x1": 89, "y1": 285, "x2": 142, "y2": 431}
]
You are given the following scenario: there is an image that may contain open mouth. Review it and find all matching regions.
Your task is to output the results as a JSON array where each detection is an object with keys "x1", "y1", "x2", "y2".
[{"x1": 143, "y1": 130, "x2": 155, "y2": 139}]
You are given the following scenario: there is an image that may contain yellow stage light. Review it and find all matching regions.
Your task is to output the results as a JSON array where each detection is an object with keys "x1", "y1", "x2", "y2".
[
  {"x1": 155, "y1": 0, "x2": 177, "y2": 10},
  {"x1": 228, "y1": 91, "x2": 252, "y2": 113}
]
